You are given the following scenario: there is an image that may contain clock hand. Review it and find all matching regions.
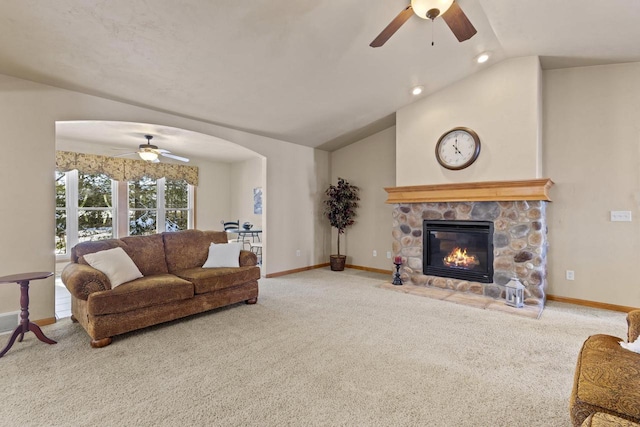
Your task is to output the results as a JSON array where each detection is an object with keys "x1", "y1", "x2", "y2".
[{"x1": 453, "y1": 138, "x2": 462, "y2": 155}]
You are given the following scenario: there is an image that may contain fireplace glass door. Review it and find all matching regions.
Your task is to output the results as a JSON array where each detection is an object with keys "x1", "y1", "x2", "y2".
[{"x1": 423, "y1": 220, "x2": 494, "y2": 283}]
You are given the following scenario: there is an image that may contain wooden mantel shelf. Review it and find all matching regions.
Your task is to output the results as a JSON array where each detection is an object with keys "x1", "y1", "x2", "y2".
[{"x1": 385, "y1": 179, "x2": 554, "y2": 204}]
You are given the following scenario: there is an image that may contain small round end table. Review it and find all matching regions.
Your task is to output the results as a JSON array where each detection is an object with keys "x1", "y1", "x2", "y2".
[{"x1": 0, "y1": 271, "x2": 56, "y2": 358}]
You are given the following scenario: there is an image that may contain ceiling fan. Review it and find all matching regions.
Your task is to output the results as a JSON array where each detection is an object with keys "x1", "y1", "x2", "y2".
[
  {"x1": 370, "y1": 0, "x2": 476, "y2": 48},
  {"x1": 116, "y1": 135, "x2": 189, "y2": 163}
]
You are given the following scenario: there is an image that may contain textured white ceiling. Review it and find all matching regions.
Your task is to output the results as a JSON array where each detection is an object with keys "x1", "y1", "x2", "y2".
[{"x1": 1, "y1": 0, "x2": 639, "y2": 152}]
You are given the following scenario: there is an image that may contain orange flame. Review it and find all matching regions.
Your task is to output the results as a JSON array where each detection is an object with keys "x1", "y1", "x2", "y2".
[{"x1": 443, "y1": 247, "x2": 479, "y2": 268}]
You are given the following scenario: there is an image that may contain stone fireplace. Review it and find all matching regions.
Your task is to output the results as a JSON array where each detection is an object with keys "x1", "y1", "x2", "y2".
[{"x1": 386, "y1": 179, "x2": 553, "y2": 311}]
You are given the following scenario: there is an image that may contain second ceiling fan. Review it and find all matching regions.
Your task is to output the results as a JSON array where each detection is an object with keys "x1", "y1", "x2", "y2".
[
  {"x1": 117, "y1": 135, "x2": 189, "y2": 163},
  {"x1": 370, "y1": 0, "x2": 476, "y2": 48}
]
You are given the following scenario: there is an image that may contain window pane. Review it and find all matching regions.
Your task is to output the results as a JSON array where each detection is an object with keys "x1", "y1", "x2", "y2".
[
  {"x1": 55, "y1": 208, "x2": 67, "y2": 255},
  {"x1": 166, "y1": 210, "x2": 188, "y2": 232},
  {"x1": 165, "y1": 179, "x2": 188, "y2": 209},
  {"x1": 129, "y1": 177, "x2": 157, "y2": 209},
  {"x1": 78, "y1": 209, "x2": 113, "y2": 242},
  {"x1": 55, "y1": 171, "x2": 66, "y2": 208},
  {"x1": 78, "y1": 173, "x2": 112, "y2": 207},
  {"x1": 129, "y1": 210, "x2": 157, "y2": 236}
]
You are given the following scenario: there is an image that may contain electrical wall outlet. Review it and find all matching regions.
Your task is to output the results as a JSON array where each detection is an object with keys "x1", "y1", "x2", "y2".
[
  {"x1": 566, "y1": 270, "x2": 575, "y2": 280},
  {"x1": 611, "y1": 211, "x2": 632, "y2": 222},
  {"x1": 373, "y1": 250, "x2": 377, "y2": 257},
  {"x1": 296, "y1": 249, "x2": 301, "y2": 257}
]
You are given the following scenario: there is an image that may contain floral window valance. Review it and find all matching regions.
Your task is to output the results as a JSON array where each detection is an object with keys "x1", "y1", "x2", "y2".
[{"x1": 56, "y1": 151, "x2": 198, "y2": 186}]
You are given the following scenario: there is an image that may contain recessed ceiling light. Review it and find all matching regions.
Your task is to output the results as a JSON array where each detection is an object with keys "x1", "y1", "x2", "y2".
[
  {"x1": 476, "y1": 52, "x2": 490, "y2": 64},
  {"x1": 411, "y1": 85, "x2": 424, "y2": 96}
]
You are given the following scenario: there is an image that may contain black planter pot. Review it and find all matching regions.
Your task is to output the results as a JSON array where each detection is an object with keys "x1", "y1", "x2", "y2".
[{"x1": 329, "y1": 255, "x2": 346, "y2": 271}]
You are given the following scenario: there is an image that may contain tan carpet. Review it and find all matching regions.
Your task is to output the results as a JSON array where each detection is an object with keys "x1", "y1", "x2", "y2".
[{"x1": 0, "y1": 268, "x2": 629, "y2": 426}]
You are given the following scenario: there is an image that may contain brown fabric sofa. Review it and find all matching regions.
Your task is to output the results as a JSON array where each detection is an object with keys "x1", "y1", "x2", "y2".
[
  {"x1": 570, "y1": 310, "x2": 640, "y2": 426},
  {"x1": 61, "y1": 229, "x2": 260, "y2": 348}
]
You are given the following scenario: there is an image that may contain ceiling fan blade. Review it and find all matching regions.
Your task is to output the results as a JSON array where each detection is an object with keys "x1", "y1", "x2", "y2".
[
  {"x1": 370, "y1": 5, "x2": 414, "y2": 48},
  {"x1": 441, "y1": 0, "x2": 477, "y2": 42},
  {"x1": 161, "y1": 152, "x2": 190, "y2": 163},
  {"x1": 113, "y1": 152, "x2": 137, "y2": 158}
]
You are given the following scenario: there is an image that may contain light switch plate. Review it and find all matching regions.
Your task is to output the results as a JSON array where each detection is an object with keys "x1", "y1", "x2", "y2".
[{"x1": 610, "y1": 211, "x2": 632, "y2": 222}]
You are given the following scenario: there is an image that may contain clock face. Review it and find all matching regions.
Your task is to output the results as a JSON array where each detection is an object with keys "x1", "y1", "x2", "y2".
[{"x1": 435, "y1": 127, "x2": 481, "y2": 170}]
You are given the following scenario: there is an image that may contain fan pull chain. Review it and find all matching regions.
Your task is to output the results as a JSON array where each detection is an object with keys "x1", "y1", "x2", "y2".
[{"x1": 431, "y1": 19, "x2": 435, "y2": 46}]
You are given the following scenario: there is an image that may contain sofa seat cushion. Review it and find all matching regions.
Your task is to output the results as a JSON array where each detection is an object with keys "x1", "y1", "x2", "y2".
[
  {"x1": 572, "y1": 334, "x2": 640, "y2": 423},
  {"x1": 174, "y1": 266, "x2": 260, "y2": 294},
  {"x1": 87, "y1": 274, "x2": 194, "y2": 316}
]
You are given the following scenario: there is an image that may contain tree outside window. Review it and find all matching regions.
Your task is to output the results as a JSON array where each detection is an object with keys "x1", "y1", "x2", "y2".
[
  {"x1": 165, "y1": 179, "x2": 189, "y2": 232},
  {"x1": 129, "y1": 177, "x2": 157, "y2": 236},
  {"x1": 77, "y1": 172, "x2": 114, "y2": 242}
]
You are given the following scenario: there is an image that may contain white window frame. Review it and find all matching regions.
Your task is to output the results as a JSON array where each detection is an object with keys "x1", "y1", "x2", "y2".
[{"x1": 57, "y1": 173, "x2": 193, "y2": 261}]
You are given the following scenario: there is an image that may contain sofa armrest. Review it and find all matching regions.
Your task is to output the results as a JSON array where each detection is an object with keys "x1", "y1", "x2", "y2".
[
  {"x1": 239, "y1": 250, "x2": 258, "y2": 267},
  {"x1": 61, "y1": 263, "x2": 111, "y2": 301},
  {"x1": 628, "y1": 310, "x2": 640, "y2": 342}
]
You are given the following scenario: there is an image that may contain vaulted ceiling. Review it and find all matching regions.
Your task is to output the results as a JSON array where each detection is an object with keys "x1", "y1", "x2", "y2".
[{"x1": 1, "y1": 0, "x2": 639, "y2": 154}]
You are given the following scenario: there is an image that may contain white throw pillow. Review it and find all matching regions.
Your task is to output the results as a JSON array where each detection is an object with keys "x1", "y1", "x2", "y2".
[
  {"x1": 620, "y1": 335, "x2": 640, "y2": 354},
  {"x1": 83, "y1": 247, "x2": 143, "y2": 288},
  {"x1": 202, "y1": 242, "x2": 242, "y2": 268}
]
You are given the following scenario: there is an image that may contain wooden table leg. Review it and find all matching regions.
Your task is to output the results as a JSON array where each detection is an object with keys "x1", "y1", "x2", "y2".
[
  {"x1": 0, "y1": 279, "x2": 56, "y2": 358},
  {"x1": 0, "y1": 327, "x2": 25, "y2": 358}
]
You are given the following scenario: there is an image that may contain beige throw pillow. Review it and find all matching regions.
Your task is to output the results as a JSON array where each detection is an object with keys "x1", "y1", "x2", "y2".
[
  {"x1": 83, "y1": 247, "x2": 143, "y2": 288},
  {"x1": 202, "y1": 242, "x2": 242, "y2": 268}
]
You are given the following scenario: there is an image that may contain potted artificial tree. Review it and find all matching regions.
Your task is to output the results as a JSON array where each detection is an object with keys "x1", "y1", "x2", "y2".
[{"x1": 323, "y1": 177, "x2": 360, "y2": 271}]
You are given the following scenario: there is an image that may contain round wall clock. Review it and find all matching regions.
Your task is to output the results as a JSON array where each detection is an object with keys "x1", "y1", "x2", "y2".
[{"x1": 435, "y1": 127, "x2": 481, "y2": 170}]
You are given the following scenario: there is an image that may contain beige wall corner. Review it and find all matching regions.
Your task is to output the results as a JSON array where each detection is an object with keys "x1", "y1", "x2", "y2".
[
  {"x1": 329, "y1": 126, "x2": 396, "y2": 271},
  {"x1": 543, "y1": 62, "x2": 640, "y2": 308}
]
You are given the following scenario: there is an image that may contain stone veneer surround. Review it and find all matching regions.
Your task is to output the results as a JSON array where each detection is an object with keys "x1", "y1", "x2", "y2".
[{"x1": 391, "y1": 199, "x2": 549, "y2": 310}]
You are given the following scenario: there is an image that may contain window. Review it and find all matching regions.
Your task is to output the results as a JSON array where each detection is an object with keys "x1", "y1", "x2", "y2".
[
  {"x1": 56, "y1": 172, "x2": 193, "y2": 258},
  {"x1": 55, "y1": 171, "x2": 67, "y2": 255},
  {"x1": 129, "y1": 177, "x2": 157, "y2": 236},
  {"x1": 77, "y1": 172, "x2": 115, "y2": 242},
  {"x1": 128, "y1": 178, "x2": 192, "y2": 236},
  {"x1": 165, "y1": 179, "x2": 191, "y2": 232}
]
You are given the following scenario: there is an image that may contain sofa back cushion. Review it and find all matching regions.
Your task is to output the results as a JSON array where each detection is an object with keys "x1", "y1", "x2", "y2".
[
  {"x1": 163, "y1": 229, "x2": 228, "y2": 272},
  {"x1": 120, "y1": 233, "x2": 170, "y2": 276},
  {"x1": 72, "y1": 233, "x2": 170, "y2": 276}
]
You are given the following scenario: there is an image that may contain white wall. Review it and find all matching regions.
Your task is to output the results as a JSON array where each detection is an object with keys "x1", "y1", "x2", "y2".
[
  {"x1": 330, "y1": 126, "x2": 396, "y2": 271},
  {"x1": 544, "y1": 62, "x2": 640, "y2": 307},
  {"x1": 0, "y1": 73, "x2": 329, "y2": 321},
  {"x1": 396, "y1": 56, "x2": 543, "y2": 186},
  {"x1": 230, "y1": 157, "x2": 264, "y2": 229},
  {"x1": 193, "y1": 158, "x2": 233, "y2": 231}
]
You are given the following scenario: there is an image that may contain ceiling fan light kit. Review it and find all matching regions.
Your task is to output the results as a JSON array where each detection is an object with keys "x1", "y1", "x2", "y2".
[
  {"x1": 411, "y1": 0, "x2": 453, "y2": 19},
  {"x1": 138, "y1": 150, "x2": 159, "y2": 162}
]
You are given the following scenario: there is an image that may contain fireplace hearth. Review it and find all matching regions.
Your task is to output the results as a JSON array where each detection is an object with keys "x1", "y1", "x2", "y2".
[{"x1": 424, "y1": 220, "x2": 494, "y2": 283}]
